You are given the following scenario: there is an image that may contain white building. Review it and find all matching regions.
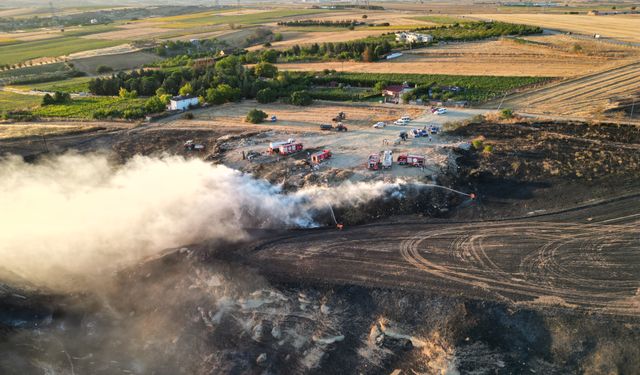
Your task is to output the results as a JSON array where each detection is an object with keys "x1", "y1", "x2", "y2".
[
  {"x1": 395, "y1": 32, "x2": 433, "y2": 43},
  {"x1": 168, "y1": 95, "x2": 199, "y2": 111}
]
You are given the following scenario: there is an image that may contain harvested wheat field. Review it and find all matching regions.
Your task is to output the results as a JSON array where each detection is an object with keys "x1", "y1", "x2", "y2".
[
  {"x1": 501, "y1": 61, "x2": 640, "y2": 117},
  {"x1": 471, "y1": 14, "x2": 640, "y2": 43},
  {"x1": 277, "y1": 38, "x2": 632, "y2": 77}
]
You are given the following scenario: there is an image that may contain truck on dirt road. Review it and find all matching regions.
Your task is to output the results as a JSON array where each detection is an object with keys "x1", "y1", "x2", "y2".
[
  {"x1": 268, "y1": 139, "x2": 302, "y2": 155},
  {"x1": 382, "y1": 150, "x2": 393, "y2": 169},
  {"x1": 320, "y1": 123, "x2": 348, "y2": 131},
  {"x1": 367, "y1": 154, "x2": 381, "y2": 170},
  {"x1": 311, "y1": 149, "x2": 332, "y2": 164},
  {"x1": 397, "y1": 154, "x2": 425, "y2": 167}
]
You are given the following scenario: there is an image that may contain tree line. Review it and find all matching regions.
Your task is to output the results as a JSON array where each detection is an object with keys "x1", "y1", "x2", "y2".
[{"x1": 277, "y1": 19, "x2": 364, "y2": 27}]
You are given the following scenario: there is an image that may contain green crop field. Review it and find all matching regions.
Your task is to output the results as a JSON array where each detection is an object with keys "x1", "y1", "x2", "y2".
[
  {"x1": 11, "y1": 76, "x2": 92, "y2": 93},
  {"x1": 0, "y1": 91, "x2": 146, "y2": 119},
  {"x1": 32, "y1": 96, "x2": 146, "y2": 119},
  {"x1": 309, "y1": 72, "x2": 550, "y2": 102},
  {"x1": 0, "y1": 63, "x2": 70, "y2": 79},
  {"x1": 0, "y1": 36, "x2": 124, "y2": 65},
  {"x1": 153, "y1": 9, "x2": 334, "y2": 29},
  {"x1": 0, "y1": 91, "x2": 42, "y2": 112}
]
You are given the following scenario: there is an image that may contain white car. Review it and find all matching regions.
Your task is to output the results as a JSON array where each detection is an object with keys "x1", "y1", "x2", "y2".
[
  {"x1": 372, "y1": 122, "x2": 386, "y2": 129},
  {"x1": 434, "y1": 108, "x2": 447, "y2": 115},
  {"x1": 400, "y1": 116, "x2": 411, "y2": 121},
  {"x1": 394, "y1": 119, "x2": 410, "y2": 126}
]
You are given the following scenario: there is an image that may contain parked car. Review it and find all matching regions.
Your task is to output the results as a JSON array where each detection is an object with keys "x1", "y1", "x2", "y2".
[
  {"x1": 372, "y1": 122, "x2": 386, "y2": 129},
  {"x1": 394, "y1": 119, "x2": 410, "y2": 126},
  {"x1": 432, "y1": 108, "x2": 447, "y2": 115},
  {"x1": 320, "y1": 124, "x2": 333, "y2": 131}
]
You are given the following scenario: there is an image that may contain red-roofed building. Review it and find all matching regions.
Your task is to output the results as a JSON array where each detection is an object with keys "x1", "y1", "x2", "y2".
[{"x1": 382, "y1": 83, "x2": 412, "y2": 103}]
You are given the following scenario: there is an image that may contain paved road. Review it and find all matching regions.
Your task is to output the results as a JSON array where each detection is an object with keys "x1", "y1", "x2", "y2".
[{"x1": 245, "y1": 194, "x2": 640, "y2": 317}]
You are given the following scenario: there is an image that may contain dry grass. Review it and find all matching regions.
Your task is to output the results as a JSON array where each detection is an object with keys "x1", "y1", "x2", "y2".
[
  {"x1": 502, "y1": 61, "x2": 640, "y2": 118},
  {"x1": 276, "y1": 38, "x2": 631, "y2": 77},
  {"x1": 470, "y1": 13, "x2": 640, "y2": 43},
  {"x1": 0, "y1": 124, "x2": 101, "y2": 139}
]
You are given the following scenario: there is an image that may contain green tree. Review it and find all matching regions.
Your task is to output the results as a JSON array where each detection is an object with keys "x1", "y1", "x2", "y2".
[
  {"x1": 374, "y1": 81, "x2": 388, "y2": 93},
  {"x1": 96, "y1": 65, "x2": 113, "y2": 74},
  {"x1": 119, "y1": 88, "x2": 138, "y2": 99},
  {"x1": 290, "y1": 90, "x2": 313, "y2": 106},
  {"x1": 179, "y1": 83, "x2": 193, "y2": 96},
  {"x1": 246, "y1": 108, "x2": 268, "y2": 124},
  {"x1": 256, "y1": 88, "x2": 278, "y2": 103},
  {"x1": 206, "y1": 84, "x2": 241, "y2": 105},
  {"x1": 144, "y1": 96, "x2": 166, "y2": 113},
  {"x1": 254, "y1": 62, "x2": 278, "y2": 78},
  {"x1": 260, "y1": 49, "x2": 279, "y2": 63},
  {"x1": 41, "y1": 93, "x2": 55, "y2": 106}
]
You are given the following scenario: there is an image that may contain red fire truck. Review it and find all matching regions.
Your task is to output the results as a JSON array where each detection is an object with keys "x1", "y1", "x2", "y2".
[
  {"x1": 278, "y1": 142, "x2": 303, "y2": 155},
  {"x1": 311, "y1": 149, "x2": 332, "y2": 164},
  {"x1": 397, "y1": 154, "x2": 425, "y2": 167},
  {"x1": 367, "y1": 154, "x2": 381, "y2": 170}
]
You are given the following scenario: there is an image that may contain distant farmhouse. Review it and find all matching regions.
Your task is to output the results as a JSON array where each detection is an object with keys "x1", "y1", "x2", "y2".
[
  {"x1": 383, "y1": 83, "x2": 413, "y2": 104},
  {"x1": 168, "y1": 95, "x2": 199, "y2": 111},
  {"x1": 395, "y1": 32, "x2": 433, "y2": 44}
]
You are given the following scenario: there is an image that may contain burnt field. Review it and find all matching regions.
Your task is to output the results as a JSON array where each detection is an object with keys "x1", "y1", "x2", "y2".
[{"x1": 1, "y1": 118, "x2": 639, "y2": 374}]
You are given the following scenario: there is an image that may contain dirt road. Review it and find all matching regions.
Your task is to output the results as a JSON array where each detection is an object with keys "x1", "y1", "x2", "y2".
[{"x1": 245, "y1": 194, "x2": 640, "y2": 317}]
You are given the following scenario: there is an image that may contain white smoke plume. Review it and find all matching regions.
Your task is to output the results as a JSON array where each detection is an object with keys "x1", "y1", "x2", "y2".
[{"x1": 0, "y1": 153, "x2": 406, "y2": 290}]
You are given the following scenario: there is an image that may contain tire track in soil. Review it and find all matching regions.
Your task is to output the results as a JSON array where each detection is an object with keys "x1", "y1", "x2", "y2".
[{"x1": 247, "y1": 196, "x2": 640, "y2": 317}]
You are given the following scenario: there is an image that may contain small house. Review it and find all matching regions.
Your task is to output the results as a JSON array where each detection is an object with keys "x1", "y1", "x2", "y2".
[
  {"x1": 168, "y1": 95, "x2": 199, "y2": 111},
  {"x1": 382, "y1": 83, "x2": 412, "y2": 103}
]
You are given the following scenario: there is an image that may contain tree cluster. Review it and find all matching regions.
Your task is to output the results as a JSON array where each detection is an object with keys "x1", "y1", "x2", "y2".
[
  {"x1": 41, "y1": 91, "x2": 71, "y2": 106},
  {"x1": 277, "y1": 19, "x2": 363, "y2": 28}
]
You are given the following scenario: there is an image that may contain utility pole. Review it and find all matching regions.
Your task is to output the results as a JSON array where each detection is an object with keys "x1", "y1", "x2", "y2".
[{"x1": 41, "y1": 135, "x2": 49, "y2": 153}]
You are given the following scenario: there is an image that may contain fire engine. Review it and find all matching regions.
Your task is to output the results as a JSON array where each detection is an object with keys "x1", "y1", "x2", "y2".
[
  {"x1": 268, "y1": 139, "x2": 302, "y2": 155},
  {"x1": 397, "y1": 154, "x2": 425, "y2": 167},
  {"x1": 367, "y1": 154, "x2": 381, "y2": 170},
  {"x1": 311, "y1": 149, "x2": 332, "y2": 164},
  {"x1": 277, "y1": 142, "x2": 303, "y2": 155}
]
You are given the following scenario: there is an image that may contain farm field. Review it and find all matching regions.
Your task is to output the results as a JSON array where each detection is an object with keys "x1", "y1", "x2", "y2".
[
  {"x1": 70, "y1": 51, "x2": 161, "y2": 75},
  {"x1": 10, "y1": 76, "x2": 92, "y2": 94},
  {"x1": 470, "y1": 14, "x2": 640, "y2": 43},
  {"x1": 500, "y1": 61, "x2": 640, "y2": 118},
  {"x1": 0, "y1": 36, "x2": 124, "y2": 66},
  {"x1": 144, "y1": 9, "x2": 334, "y2": 29},
  {"x1": 276, "y1": 35, "x2": 636, "y2": 77},
  {"x1": 32, "y1": 96, "x2": 147, "y2": 119},
  {"x1": 0, "y1": 90, "x2": 41, "y2": 112},
  {"x1": 0, "y1": 123, "x2": 103, "y2": 140},
  {"x1": 0, "y1": 90, "x2": 147, "y2": 120}
]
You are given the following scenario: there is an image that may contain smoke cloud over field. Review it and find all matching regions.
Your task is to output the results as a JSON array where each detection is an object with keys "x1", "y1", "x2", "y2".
[{"x1": 0, "y1": 153, "x2": 405, "y2": 289}]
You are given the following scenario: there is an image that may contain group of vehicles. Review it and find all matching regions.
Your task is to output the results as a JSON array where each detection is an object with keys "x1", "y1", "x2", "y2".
[
  {"x1": 266, "y1": 139, "x2": 333, "y2": 165},
  {"x1": 367, "y1": 150, "x2": 426, "y2": 170},
  {"x1": 374, "y1": 108, "x2": 446, "y2": 129},
  {"x1": 248, "y1": 107, "x2": 443, "y2": 171}
]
